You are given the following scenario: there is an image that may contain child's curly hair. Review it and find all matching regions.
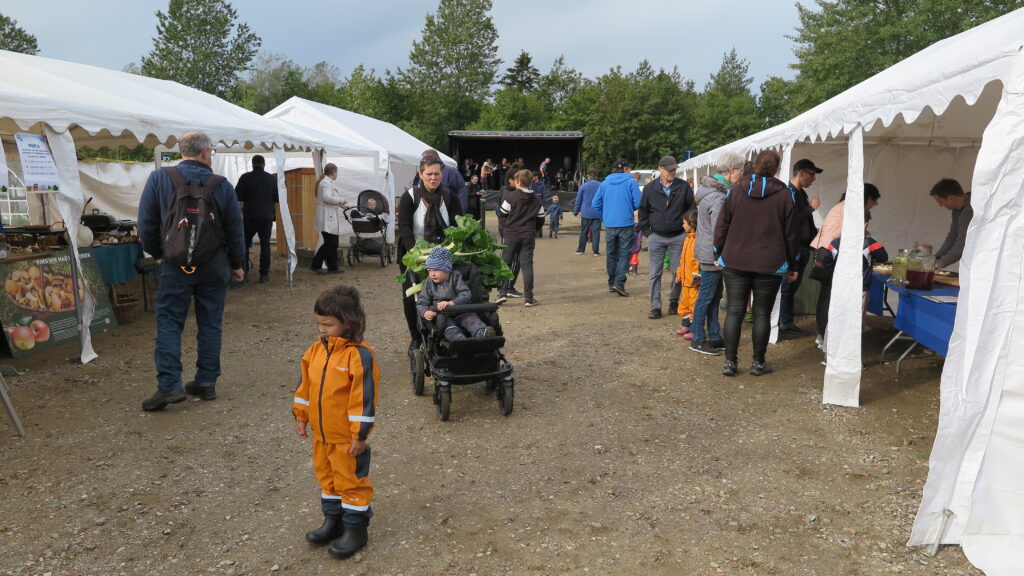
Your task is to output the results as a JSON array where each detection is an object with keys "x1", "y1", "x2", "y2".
[{"x1": 314, "y1": 285, "x2": 366, "y2": 342}]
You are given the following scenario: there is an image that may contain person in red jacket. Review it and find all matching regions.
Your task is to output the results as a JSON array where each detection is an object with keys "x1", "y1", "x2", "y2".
[
  {"x1": 714, "y1": 149, "x2": 802, "y2": 377},
  {"x1": 293, "y1": 285, "x2": 379, "y2": 560}
]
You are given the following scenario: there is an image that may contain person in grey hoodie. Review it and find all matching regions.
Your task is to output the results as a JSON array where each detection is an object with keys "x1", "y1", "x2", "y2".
[{"x1": 687, "y1": 153, "x2": 745, "y2": 355}]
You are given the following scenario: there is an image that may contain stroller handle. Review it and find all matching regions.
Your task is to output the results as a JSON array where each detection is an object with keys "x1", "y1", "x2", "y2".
[{"x1": 438, "y1": 303, "x2": 499, "y2": 315}]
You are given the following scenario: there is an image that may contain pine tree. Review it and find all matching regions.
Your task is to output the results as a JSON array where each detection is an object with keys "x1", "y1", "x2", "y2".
[
  {"x1": 500, "y1": 50, "x2": 540, "y2": 93},
  {"x1": 0, "y1": 14, "x2": 39, "y2": 55},
  {"x1": 139, "y1": 0, "x2": 261, "y2": 98}
]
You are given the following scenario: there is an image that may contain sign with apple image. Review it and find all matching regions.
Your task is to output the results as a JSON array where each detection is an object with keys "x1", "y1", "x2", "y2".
[{"x1": 0, "y1": 249, "x2": 117, "y2": 358}]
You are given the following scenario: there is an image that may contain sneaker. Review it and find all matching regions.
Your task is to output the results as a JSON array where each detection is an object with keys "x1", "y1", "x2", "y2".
[
  {"x1": 612, "y1": 285, "x2": 629, "y2": 297},
  {"x1": 815, "y1": 334, "x2": 825, "y2": 350},
  {"x1": 709, "y1": 339, "x2": 725, "y2": 350},
  {"x1": 259, "y1": 273, "x2": 269, "y2": 284},
  {"x1": 689, "y1": 340, "x2": 722, "y2": 355},
  {"x1": 750, "y1": 361, "x2": 774, "y2": 376},
  {"x1": 821, "y1": 358, "x2": 828, "y2": 367},
  {"x1": 184, "y1": 380, "x2": 217, "y2": 401},
  {"x1": 576, "y1": 251, "x2": 585, "y2": 255},
  {"x1": 593, "y1": 252, "x2": 601, "y2": 256},
  {"x1": 506, "y1": 288, "x2": 524, "y2": 298},
  {"x1": 524, "y1": 298, "x2": 538, "y2": 307},
  {"x1": 648, "y1": 308, "x2": 662, "y2": 319},
  {"x1": 779, "y1": 325, "x2": 809, "y2": 340},
  {"x1": 668, "y1": 301, "x2": 678, "y2": 314},
  {"x1": 444, "y1": 327, "x2": 466, "y2": 341},
  {"x1": 682, "y1": 332, "x2": 693, "y2": 340},
  {"x1": 142, "y1": 389, "x2": 187, "y2": 412},
  {"x1": 722, "y1": 360, "x2": 738, "y2": 377},
  {"x1": 675, "y1": 326, "x2": 690, "y2": 336},
  {"x1": 494, "y1": 294, "x2": 508, "y2": 304},
  {"x1": 476, "y1": 326, "x2": 497, "y2": 338}
]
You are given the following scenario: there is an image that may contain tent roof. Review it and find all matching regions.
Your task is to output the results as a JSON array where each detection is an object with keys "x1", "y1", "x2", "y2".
[
  {"x1": 265, "y1": 97, "x2": 455, "y2": 167},
  {"x1": 0, "y1": 49, "x2": 319, "y2": 151},
  {"x1": 682, "y1": 8, "x2": 1024, "y2": 170}
]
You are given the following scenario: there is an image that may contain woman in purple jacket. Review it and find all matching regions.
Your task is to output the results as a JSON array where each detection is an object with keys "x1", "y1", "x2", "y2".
[{"x1": 713, "y1": 150, "x2": 802, "y2": 377}]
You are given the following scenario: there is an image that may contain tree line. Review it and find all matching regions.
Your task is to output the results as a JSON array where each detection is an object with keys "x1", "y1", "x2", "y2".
[{"x1": 3, "y1": 0, "x2": 1019, "y2": 170}]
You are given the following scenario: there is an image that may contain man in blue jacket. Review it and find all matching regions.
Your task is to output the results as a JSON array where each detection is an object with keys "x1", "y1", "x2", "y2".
[
  {"x1": 137, "y1": 131, "x2": 246, "y2": 412},
  {"x1": 592, "y1": 159, "x2": 642, "y2": 296},
  {"x1": 573, "y1": 168, "x2": 602, "y2": 255}
]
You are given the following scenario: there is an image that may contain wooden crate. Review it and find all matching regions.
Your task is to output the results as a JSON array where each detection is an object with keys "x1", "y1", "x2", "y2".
[{"x1": 277, "y1": 168, "x2": 318, "y2": 255}]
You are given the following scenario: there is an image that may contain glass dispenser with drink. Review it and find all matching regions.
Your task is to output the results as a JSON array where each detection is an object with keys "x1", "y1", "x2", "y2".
[{"x1": 906, "y1": 243, "x2": 935, "y2": 290}]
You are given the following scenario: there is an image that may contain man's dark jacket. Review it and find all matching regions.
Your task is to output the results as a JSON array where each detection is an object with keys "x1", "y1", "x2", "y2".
[
  {"x1": 638, "y1": 178, "x2": 695, "y2": 237},
  {"x1": 234, "y1": 167, "x2": 279, "y2": 221}
]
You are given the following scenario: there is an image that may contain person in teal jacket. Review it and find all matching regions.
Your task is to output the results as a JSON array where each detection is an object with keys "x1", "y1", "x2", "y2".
[{"x1": 592, "y1": 159, "x2": 642, "y2": 296}]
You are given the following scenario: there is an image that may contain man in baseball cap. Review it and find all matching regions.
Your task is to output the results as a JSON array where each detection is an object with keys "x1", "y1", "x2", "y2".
[
  {"x1": 779, "y1": 158, "x2": 823, "y2": 339},
  {"x1": 638, "y1": 155, "x2": 694, "y2": 319}
]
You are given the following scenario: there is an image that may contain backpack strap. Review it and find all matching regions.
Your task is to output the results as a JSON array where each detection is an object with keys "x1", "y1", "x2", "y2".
[{"x1": 163, "y1": 166, "x2": 186, "y2": 188}]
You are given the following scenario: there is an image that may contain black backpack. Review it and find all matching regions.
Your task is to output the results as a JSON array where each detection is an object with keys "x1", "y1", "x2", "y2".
[{"x1": 161, "y1": 167, "x2": 225, "y2": 273}]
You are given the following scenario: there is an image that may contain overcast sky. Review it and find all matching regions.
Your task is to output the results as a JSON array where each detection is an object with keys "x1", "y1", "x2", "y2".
[{"x1": 3, "y1": 0, "x2": 803, "y2": 90}]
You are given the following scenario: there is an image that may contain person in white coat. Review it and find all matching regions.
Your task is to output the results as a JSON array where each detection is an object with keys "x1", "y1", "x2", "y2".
[{"x1": 311, "y1": 163, "x2": 349, "y2": 274}]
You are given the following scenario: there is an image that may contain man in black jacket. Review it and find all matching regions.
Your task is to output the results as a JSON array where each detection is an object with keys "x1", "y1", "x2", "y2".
[
  {"x1": 779, "y1": 158, "x2": 822, "y2": 339},
  {"x1": 638, "y1": 155, "x2": 694, "y2": 319},
  {"x1": 234, "y1": 155, "x2": 279, "y2": 283},
  {"x1": 495, "y1": 168, "x2": 544, "y2": 307}
]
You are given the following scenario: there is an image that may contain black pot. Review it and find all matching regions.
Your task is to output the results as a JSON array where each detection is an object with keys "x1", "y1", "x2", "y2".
[{"x1": 81, "y1": 209, "x2": 116, "y2": 232}]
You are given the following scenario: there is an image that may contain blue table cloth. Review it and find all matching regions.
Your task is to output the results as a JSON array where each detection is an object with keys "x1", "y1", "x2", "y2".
[
  {"x1": 886, "y1": 281, "x2": 959, "y2": 357},
  {"x1": 92, "y1": 242, "x2": 142, "y2": 286},
  {"x1": 868, "y1": 272, "x2": 890, "y2": 316}
]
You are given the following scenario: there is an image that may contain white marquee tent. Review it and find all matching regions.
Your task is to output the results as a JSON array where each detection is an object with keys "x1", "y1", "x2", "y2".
[
  {"x1": 680, "y1": 9, "x2": 1024, "y2": 574},
  {"x1": 0, "y1": 49, "x2": 322, "y2": 362}
]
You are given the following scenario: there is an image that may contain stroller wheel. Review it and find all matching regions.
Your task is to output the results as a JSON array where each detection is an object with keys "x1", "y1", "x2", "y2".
[
  {"x1": 379, "y1": 247, "x2": 387, "y2": 268},
  {"x1": 347, "y1": 248, "x2": 355, "y2": 267},
  {"x1": 497, "y1": 378, "x2": 514, "y2": 416},
  {"x1": 410, "y1": 348, "x2": 425, "y2": 396},
  {"x1": 435, "y1": 384, "x2": 451, "y2": 421}
]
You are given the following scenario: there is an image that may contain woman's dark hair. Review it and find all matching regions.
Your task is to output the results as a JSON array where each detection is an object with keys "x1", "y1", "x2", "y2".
[
  {"x1": 418, "y1": 156, "x2": 444, "y2": 173},
  {"x1": 752, "y1": 150, "x2": 781, "y2": 177},
  {"x1": 864, "y1": 209, "x2": 872, "y2": 224},
  {"x1": 683, "y1": 209, "x2": 698, "y2": 230},
  {"x1": 839, "y1": 183, "x2": 881, "y2": 205},
  {"x1": 314, "y1": 285, "x2": 366, "y2": 342}
]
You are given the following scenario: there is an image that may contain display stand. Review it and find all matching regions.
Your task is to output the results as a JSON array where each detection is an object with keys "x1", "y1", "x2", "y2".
[{"x1": 0, "y1": 365, "x2": 25, "y2": 436}]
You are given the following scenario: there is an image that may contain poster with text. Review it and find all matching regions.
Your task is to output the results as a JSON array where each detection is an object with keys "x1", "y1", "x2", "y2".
[
  {"x1": 14, "y1": 133, "x2": 60, "y2": 193},
  {"x1": 1, "y1": 249, "x2": 117, "y2": 358}
]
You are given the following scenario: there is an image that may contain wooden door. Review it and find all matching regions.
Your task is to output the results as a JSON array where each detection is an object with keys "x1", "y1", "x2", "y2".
[{"x1": 277, "y1": 168, "x2": 317, "y2": 255}]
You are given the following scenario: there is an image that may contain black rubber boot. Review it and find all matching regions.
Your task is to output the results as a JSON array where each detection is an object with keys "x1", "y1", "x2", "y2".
[
  {"x1": 328, "y1": 523, "x2": 367, "y2": 559},
  {"x1": 305, "y1": 516, "x2": 344, "y2": 546}
]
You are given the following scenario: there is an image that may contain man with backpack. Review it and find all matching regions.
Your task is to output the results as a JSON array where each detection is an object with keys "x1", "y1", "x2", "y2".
[{"x1": 137, "y1": 131, "x2": 246, "y2": 412}]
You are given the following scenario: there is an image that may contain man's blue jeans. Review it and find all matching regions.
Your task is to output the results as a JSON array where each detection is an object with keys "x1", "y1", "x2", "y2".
[
  {"x1": 155, "y1": 251, "x2": 230, "y2": 392},
  {"x1": 604, "y1": 226, "x2": 634, "y2": 288},
  {"x1": 577, "y1": 217, "x2": 601, "y2": 253},
  {"x1": 690, "y1": 267, "x2": 724, "y2": 343}
]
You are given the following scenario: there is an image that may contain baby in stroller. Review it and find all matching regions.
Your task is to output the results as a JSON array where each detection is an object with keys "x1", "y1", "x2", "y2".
[{"x1": 417, "y1": 247, "x2": 497, "y2": 342}]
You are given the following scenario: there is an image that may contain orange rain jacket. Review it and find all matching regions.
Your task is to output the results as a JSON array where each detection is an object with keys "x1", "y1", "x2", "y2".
[
  {"x1": 293, "y1": 336, "x2": 379, "y2": 444},
  {"x1": 675, "y1": 231, "x2": 700, "y2": 317}
]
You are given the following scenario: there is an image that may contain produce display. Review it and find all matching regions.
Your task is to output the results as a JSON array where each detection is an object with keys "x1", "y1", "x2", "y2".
[{"x1": 398, "y1": 215, "x2": 513, "y2": 296}]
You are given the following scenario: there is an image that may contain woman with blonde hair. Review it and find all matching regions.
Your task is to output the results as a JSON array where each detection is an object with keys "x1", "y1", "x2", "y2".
[{"x1": 311, "y1": 163, "x2": 349, "y2": 274}]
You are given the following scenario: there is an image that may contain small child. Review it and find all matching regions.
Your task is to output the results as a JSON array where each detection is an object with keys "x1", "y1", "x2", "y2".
[
  {"x1": 293, "y1": 285, "x2": 378, "y2": 560},
  {"x1": 417, "y1": 246, "x2": 497, "y2": 340},
  {"x1": 674, "y1": 210, "x2": 700, "y2": 338},
  {"x1": 628, "y1": 222, "x2": 643, "y2": 275},
  {"x1": 546, "y1": 195, "x2": 563, "y2": 238},
  {"x1": 818, "y1": 210, "x2": 888, "y2": 355}
]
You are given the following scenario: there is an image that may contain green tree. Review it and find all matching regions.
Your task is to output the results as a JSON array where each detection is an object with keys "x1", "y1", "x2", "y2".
[
  {"x1": 757, "y1": 76, "x2": 797, "y2": 129},
  {"x1": 0, "y1": 14, "x2": 39, "y2": 55},
  {"x1": 690, "y1": 49, "x2": 761, "y2": 154},
  {"x1": 397, "y1": 0, "x2": 501, "y2": 149},
  {"x1": 140, "y1": 0, "x2": 261, "y2": 98},
  {"x1": 471, "y1": 88, "x2": 551, "y2": 131},
  {"x1": 536, "y1": 55, "x2": 585, "y2": 128},
  {"x1": 500, "y1": 50, "x2": 540, "y2": 92},
  {"x1": 230, "y1": 52, "x2": 305, "y2": 113},
  {"x1": 789, "y1": 0, "x2": 1021, "y2": 112}
]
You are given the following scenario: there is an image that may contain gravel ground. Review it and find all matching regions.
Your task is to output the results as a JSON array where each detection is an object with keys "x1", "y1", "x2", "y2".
[{"x1": 0, "y1": 216, "x2": 982, "y2": 576}]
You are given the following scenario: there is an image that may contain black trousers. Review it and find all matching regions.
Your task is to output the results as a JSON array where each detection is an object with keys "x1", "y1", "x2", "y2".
[
  {"x1": 815, "y1": 275, "x2": 833, "y2": 338},
  {"x1": 243, "y1": 218, "x2": 273, "y2": 275},
  {"x1": 311, "y1": 231, "x2": 340, "y2": 271},
  {"x1": 501, "y1": 237, "x2": 535, "y2": 299},
  {"x1": 722, "y1": 268, "x2": 783, "y2": 364}
]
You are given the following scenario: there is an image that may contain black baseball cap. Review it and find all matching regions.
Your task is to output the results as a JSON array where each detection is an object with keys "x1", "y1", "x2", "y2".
[
  {"x1": 793, "y1": 159, "x2": 823, "y2": 174},
  {"x1": 613, "y1": 158, "x2": 634, "y2": 171}
]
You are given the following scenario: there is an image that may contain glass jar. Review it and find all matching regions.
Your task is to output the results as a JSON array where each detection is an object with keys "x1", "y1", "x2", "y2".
[
  {"x1": 906, "y1": 243, "x2": 935, "y2": 290},
  {"x1": 891, "y1": 248, "x2": 911, "y2": 285}
]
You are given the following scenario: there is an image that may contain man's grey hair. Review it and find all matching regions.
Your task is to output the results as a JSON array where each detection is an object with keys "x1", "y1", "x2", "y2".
[
  {"x1": 716, "y1": 152, "x2": 745, "y2": 173},
  {"x1": 179, "y1": 131, "x2": 213, "y2": 158}
]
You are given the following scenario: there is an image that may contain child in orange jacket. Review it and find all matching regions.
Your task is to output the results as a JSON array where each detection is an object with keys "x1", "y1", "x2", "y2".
[
  {"x1": 675, "y1": 211, "x2": 700, "y2": 338},
  {"x1": 293, "y1": 285, "x2": 379, "y2": 560}
]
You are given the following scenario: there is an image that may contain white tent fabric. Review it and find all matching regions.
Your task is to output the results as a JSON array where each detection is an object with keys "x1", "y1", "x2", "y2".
[
  {"x1": 0, "y1": 49, "x2": 320, "y2": 362},
  {"x1": 264, "y1": 97, "x2": 456, "y2": 196},
  {"x1": 680, "y1": 9, "x2": 1024, "y2": 574}
]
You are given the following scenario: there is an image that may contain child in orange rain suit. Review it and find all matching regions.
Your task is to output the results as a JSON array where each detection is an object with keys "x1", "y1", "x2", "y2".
[
  {"x1": 674, "y1": 210, "x2": 700, "y2": 338},
  {"x1": 293, "y1": 285, "x2": 379, "y2": 560}
]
